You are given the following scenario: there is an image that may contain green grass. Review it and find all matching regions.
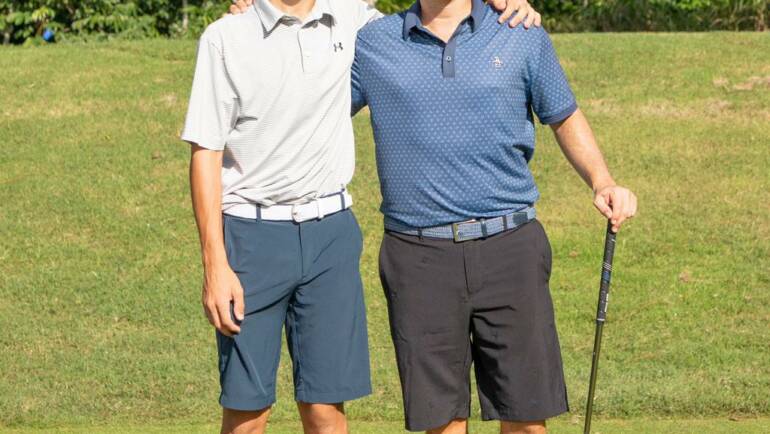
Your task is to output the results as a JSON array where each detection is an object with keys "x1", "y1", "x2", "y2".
[
  {"x1": 3, "y1": 418, "x2": 770, "y2": 434},
  {"x1": 0, "y1": 33, "x2": 768, "y2": 432}
]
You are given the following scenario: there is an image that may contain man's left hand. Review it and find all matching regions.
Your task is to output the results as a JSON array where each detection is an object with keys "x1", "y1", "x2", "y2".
[{"x1": 489, "y1": 0, "x2": 542, "y2": 28}]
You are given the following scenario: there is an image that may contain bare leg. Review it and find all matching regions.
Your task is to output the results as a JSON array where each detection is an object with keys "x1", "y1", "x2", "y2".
[
  {"x1": 297, "y1": 402, "x2": 348, "y2": 434},
  {"x1": 221, "y1": 407, "x2": 271, "y2": 434},
  {"x1": 426, "y1": 418, "x2": 468, "y2": 434},
  {"x1": 500, "y1": 420, "x2": 546, "y2": 434}
]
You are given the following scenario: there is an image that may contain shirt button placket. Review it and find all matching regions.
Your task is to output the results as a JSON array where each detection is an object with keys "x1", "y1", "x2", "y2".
[
  {"x1": 298, "y1": 27, "x2": 310, "y2": 73},
  {"x1": 442, "y1": 39, "x2": 457, "y2": 79}
]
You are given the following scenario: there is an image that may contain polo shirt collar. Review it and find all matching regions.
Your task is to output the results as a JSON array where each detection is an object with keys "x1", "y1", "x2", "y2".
[
  {"x1": 403, "y1": 0, "x2": 486, "y2": 40},
  {"x1": 255, "y1": 0, "x2": 335, "y2": 34}
]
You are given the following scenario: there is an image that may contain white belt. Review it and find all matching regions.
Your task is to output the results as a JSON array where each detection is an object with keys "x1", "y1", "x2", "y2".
[{"x1": 224, "y1": 192, "x2": 353, "y2": 222}]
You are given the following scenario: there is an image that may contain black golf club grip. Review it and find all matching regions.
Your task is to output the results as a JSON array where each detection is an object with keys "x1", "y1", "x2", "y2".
[
  {"x1": 584, "y1": 220, "x2": 619, "y2": 434},
  {"x1": 596, "y1": 220, "x2": 616, "y2": 322}
]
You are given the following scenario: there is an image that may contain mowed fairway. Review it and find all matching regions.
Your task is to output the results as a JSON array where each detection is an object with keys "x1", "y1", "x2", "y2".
[{"x1": 0, "y1": 33, "x2": 768, "y2": 433}]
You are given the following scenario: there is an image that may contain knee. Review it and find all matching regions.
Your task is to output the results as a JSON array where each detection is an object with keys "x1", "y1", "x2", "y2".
[
  {"x1": 221, "y1": 407, "x2": 271, "y2": 434},
  {"x1": 427, "y1": 418, "x2": 468, "y2": 434},
  {"x1": 298, "y1": 402, "x2": 347, "y2": 434},
  {"x1": 500, "y1": 420, "x2": 546, "y2": 434}
]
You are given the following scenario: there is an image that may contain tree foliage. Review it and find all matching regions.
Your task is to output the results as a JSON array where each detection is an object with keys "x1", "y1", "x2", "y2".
[
  {"x1": 0, "y1": 0, "x2": 228, "y2": 45},
  {"x1": 1, "y1": 0, "x2": 767, "y2": 45},
  {"x1": 536, "y1": 0, "x2": 769, "y2": 32},
  {"x1": 376, "y1": 0, "x2": 769, "y2": 30}
]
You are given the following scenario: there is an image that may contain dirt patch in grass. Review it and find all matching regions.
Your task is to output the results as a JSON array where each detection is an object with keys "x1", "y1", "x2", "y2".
[
  {"x1": 636, "y1": 98, "x2": 739, "y2": 120},
  {"x1": 583, "y1": 98, "x2": 620, "y2": 115},
  {"x1": 732, "y1": 75, "x2": 770, "y2": 91},
  {"x1": 713, "y1": 75, "x2": 770, "y2": 91}
]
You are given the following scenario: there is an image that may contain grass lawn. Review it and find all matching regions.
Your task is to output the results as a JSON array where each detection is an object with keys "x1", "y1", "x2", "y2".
[
  {"x1": 0, "y1": 33, "x2": 768, "y2": 432},
  {"x1": 3, "y1": 418, "x2": 770, "y2": 434}
]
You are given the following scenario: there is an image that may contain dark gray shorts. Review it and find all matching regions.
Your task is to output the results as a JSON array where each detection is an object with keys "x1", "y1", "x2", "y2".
[
  {"x1": 217, "y1": 210, "x2": 371, "y2": 411},
  {"x1": 379, "y1": 219, "x2": 568, "y2": 431}
]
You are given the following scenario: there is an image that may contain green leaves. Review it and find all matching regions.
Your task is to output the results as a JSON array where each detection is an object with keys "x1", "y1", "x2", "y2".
[
  {"x1": 0, "y1": 0, "x2": 767, "y2": 45},
  {"x1": 539, "y1": 0, "x2": 769, "y2": 32},
  {"x1": 0, "y1": 0, "x2": 228, "y2": 44}
]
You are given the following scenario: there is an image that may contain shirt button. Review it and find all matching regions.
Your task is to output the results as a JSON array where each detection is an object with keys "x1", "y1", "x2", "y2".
[{"x1": 445, "y1": 56, "x2": 452, "y2": 62}]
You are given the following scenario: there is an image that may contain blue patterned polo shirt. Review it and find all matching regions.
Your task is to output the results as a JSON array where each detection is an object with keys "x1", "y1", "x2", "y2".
[{"x1": 351, "y1": 0, "x2": 577, "y2": 229}]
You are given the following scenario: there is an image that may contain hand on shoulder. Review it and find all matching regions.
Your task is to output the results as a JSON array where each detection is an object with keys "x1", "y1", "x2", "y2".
[{"x1": 229, "y1": 0, "x2": 253, "y2": 15}]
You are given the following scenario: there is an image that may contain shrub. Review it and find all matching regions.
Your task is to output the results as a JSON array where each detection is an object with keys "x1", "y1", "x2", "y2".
[
  {"x1": 1, "y1": 0, "x2": 767, "y2": 45},
  {"x1": 0, "y1": 0, "x2": 228, "y2": 45}
]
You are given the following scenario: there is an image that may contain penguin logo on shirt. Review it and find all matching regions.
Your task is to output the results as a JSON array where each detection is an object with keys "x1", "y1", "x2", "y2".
[
  {"x1": 492, "y1": 56, "x2": 503, "y2": 69},
  {"x1": 334, "y1": 42, "x2": 343, "y2": 52}
]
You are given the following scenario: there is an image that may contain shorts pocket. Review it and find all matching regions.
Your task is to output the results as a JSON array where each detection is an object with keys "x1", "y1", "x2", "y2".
[
  {"x1": 347, "y1": 210, "x2": 364, "y2": 256},
  {"x1": 535, "y1": 220, "x2": 553, "y2": 279}
]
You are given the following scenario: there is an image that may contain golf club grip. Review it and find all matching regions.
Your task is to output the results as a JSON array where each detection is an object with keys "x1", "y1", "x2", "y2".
[{"x1": 596, "y1": 221, "x2": 616, "y2": 323}]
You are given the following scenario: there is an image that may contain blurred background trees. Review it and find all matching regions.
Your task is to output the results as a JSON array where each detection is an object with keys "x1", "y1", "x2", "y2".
[
  {"x1": 0, "y1": 0, "x2": 228, "y2": 44},
  {"x1": 376, "y1": 0, "x2": 769, "y2": 30},
  {"x1": 1, "y1": 0, "x2": 767, "y2": 45}
]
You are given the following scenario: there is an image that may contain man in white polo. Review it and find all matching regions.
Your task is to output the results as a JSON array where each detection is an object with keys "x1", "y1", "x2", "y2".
[{"x1": 182, "y1": 0, "x2": 541, "y2": 433}]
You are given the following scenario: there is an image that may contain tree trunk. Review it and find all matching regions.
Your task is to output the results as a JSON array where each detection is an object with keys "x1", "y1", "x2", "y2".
[
  {"x1": 182, "y1": 0, "x2": 189, "y2": 32},
  {"x1": 2, "y1": 4, "x2": 11, "y2": 45}
]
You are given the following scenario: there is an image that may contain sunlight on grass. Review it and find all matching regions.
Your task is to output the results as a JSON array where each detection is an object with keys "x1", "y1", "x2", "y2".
[{"x1": 0, "y1": 33, "x2": 768, "y2": 430}]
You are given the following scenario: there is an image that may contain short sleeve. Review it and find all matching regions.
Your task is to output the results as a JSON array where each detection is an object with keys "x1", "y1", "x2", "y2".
[
  {"x1": 528, "y1": 29, "x2": 577, "y2": 125},
  {"x1": 350, "y1": 38, "x2": 368, "y2": 116},
  {"x1": 180, "y1": 32, "x2": 239, "y2": 150}
]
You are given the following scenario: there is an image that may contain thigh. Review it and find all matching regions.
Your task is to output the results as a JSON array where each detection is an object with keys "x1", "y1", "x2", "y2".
[
  {"x1": 471, "y1": 220, "x2": 568, "y2": 422},
  {"x1": 379, "y1": 232, "x2": 473, "y2": 432},
  {"x1": 223, "y1": 214, "x2": 302, "y2": 313},
  {"x1": 217, "y1": 290, "x2": 290, "y2": 411},
  {"x1": 287, "y1": 210, "x2": 371, "y2": 404},
  {"x1": 219, "y1": 214, "x2": 301, "y2": 410}
]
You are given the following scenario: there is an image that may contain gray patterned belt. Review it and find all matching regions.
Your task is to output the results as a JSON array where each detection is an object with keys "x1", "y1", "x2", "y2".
[{"x1": 386, "y1": 207, "x2": 536, "y2": 242}]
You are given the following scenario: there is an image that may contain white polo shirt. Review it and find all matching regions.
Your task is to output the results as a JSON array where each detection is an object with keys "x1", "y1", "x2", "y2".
[{"x1": 181, "y1": 0, "x2": 381, "y2": 209}]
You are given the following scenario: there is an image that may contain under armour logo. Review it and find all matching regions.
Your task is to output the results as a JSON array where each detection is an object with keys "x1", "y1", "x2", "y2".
[
  {"x1": 492, "y1": 56, "x2": 503, "y2": 68},
  {"x1": 333, "y1": 42, "x2": 343, "y2": 52}
]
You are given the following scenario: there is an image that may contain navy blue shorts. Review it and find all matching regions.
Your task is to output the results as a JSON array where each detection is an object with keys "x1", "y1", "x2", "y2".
[{"x1": 217, "y1": 209, "x2": 371, "y2": 410}]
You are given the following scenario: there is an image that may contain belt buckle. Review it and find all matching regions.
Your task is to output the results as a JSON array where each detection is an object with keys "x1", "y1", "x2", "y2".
[
  {"x1": 291, "y1": 203, "x2": 313, "y2": 223},
  {"x1": 452, "y1": 219, "x2": 476, "y2": 242}
]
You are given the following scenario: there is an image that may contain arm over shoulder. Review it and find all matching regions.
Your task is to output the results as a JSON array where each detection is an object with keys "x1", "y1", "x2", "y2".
[{"x1": 350, "y1": 33, "x2": 370, "y2": 116}]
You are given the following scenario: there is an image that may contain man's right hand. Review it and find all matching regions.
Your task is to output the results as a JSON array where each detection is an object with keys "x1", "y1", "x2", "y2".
[
  {"x1": 202, "y1": 264, "x2": 245, "y2": 336},
  {"x1": 230, "y1": 0, "x2": 253, "y2": 14}
]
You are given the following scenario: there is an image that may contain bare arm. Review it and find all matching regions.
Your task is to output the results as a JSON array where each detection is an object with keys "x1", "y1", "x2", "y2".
[
  {"x1": 550, "y1": 109, "x2": 637, "y2": 232},
  {"x1": 190, "y1": 145, "x2": 244, "y2": 335}
]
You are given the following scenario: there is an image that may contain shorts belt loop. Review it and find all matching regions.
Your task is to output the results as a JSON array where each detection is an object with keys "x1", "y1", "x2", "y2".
[
  {"x1": 256, "y1": 206, "x2": 262, "y2": 221},
  {"x1": 480, "y1": 218, "x2": 488, "y2": 238},
  {"x1": 503, "y1": 215, "x2": 509, "y2": 231},
  {"x1": 339, "y1": 191, "x2": 346, "y2": 209},
  {"x1": 417, "y1": 228, "x2": 424, "y2": 240}
]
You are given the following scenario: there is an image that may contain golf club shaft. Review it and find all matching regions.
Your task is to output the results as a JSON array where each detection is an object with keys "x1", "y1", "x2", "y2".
[{"x1": 584, "y1": 221, "x2": 617, "y2": 434}]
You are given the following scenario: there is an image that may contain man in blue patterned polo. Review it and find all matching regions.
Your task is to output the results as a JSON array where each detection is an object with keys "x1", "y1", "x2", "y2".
[{"x1": 351, "y1": 0, "x2": 637, "y2": 432}]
